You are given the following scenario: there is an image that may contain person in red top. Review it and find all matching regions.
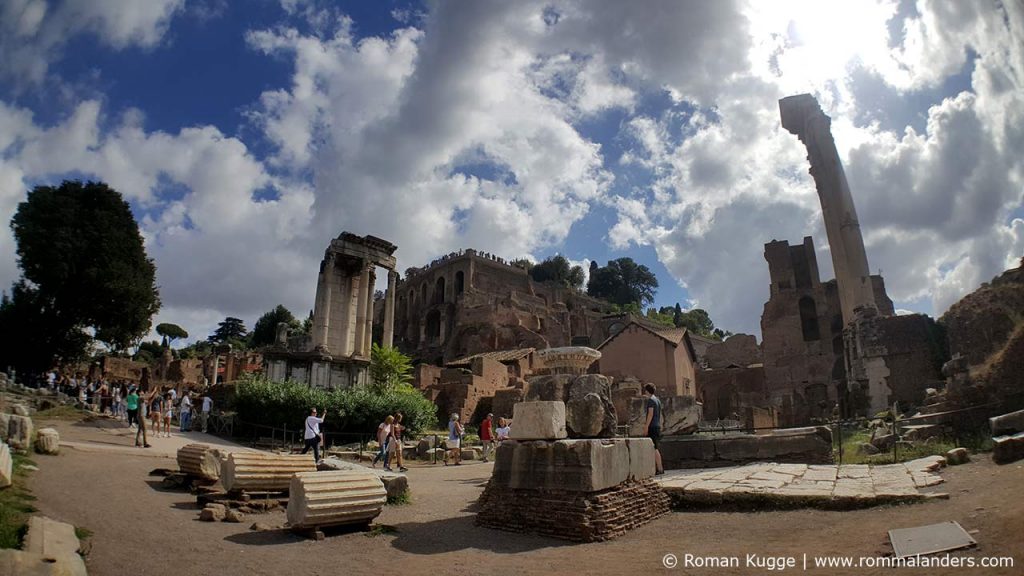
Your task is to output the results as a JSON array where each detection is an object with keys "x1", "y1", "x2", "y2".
[{"x1": 480, "y1": 413, "x2": 494, "y2": 463}]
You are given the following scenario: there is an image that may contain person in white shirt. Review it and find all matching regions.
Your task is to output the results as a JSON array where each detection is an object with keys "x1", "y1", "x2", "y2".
[
  {"x1": 179, "y1": 393, "x2": 193, "y2": 431},
  {"x1": 300, "y1": 408, "x2": 326, "y2": 463},
  {"x1": 200, "y1": 394, "x2": 213, "y2": 433},
  {"x1": 495, "y1": 418, "x2": 511, "y2": 442}
]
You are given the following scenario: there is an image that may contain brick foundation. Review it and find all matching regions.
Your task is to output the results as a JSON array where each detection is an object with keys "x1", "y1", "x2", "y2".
[{"x1": 475, "y1": 478, "x2": 669, "y2": 542}]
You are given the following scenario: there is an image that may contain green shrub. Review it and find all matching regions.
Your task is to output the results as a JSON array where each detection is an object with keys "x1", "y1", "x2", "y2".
[{"x1": 233, "y1": 375, "x2": 437, "y2": 435}]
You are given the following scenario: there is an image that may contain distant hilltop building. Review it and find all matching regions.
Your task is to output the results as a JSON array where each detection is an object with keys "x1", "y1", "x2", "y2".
[{"x1": 390, "y1": 249, "x2": 619, "y2": 366}]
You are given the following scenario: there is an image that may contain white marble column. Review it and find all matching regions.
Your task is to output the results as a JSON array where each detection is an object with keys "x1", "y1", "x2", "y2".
[
  {"x1": 311, "y1": 254, "x2": 334, "y2": 353},
  {"x1": 337, "y1": 274, "x2": 354, "y2": 356},
  {"x1": 383, "y1": 270, "x2": 397, "y2": 348},
  {"x1": 353, "y1": 263, "x2": 369, "y2": 357},
  {"x1": 363, "y1": 267, "x2": 376, "y2": 356}
]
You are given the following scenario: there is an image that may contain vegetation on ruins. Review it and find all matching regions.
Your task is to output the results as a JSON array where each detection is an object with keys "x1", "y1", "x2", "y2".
[
  {"x1": 0, "y1": 453, "x2": 37, "y2": 549},
  {"x1": 369, "y1": 343, "x2": 414, "y2": 390},
  {"x1": 233, "y1": 374, "x2": 437, "y2": 435},
  {"x1": 526, "y1": 255, "x2": 586, "y2": 290},
  {"x1": 156, "y1": 323, "x2": 189, "y2": 347},
  {"x1": 134, "y1": 340, "x2": 164, "y2": 364},
  {"x1": 250, "y1": 304, "x2": 301, "y2": 347},
  {"x1": 2, "y1": 180, "x2": 160, "y2": 370},
  {"x1": 207, "y1": 316, "x2": 248, "y2": 346},
  {"x1": 642, "y1": 304, "x2": 733, "y2": 340},
  {"x1": 586, "y1": 257, "x2": 659, "y2": 307}
]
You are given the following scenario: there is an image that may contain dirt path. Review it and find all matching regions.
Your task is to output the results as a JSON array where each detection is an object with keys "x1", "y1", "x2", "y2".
[{"x1": 28, "y1": 419, "x2": 1024, "y2": 576}]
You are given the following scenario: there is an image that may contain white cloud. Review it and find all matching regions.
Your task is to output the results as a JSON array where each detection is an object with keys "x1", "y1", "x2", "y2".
[{"x1": 0, "y1": 0, "x2": 185, "y2": 87}]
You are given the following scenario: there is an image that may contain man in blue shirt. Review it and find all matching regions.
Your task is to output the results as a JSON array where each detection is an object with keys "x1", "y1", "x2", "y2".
[{"x1": 643, "y1": 384, "x2": 664, "y2": 475}]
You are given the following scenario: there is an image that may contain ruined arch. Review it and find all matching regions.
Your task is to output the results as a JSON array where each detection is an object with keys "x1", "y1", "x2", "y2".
[
  {"x1": 455, "y1": 270, "x2": 465, "y2": 295},
  {"x1": 426, "y1": 309, "x2": 441, "y2": 343},
  {"x1": 433, "y1": 276, "x2": 446, "y2": 305}
]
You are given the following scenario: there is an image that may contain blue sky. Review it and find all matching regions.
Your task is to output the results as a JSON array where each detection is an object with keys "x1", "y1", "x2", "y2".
[{"x1": 0, "y1": 0, "x2": 1021, "y2": 344}]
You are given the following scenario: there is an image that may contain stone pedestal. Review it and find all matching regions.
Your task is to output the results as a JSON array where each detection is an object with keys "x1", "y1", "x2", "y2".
[
  {"x1": 509, "y1": 401, "x2": 567, "y2": 440},
  {"x1": 478, "y1": 437, "x2": 665, "y2": 541}
]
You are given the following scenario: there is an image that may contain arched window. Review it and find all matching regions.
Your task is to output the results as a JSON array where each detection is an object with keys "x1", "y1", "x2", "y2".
[
  {"x1": 433, "y1": 276, "x2": 446, "y2": 304},
  {"x1": 799, "y1": 296, "x2": 820, "y2": 341},
  {"x1": 426, "y1": 310, "x2": 441, "y2": 343},
  {"x1": 421, "y1": 283, "x2": 428, "y2": 305},
  {"x1": 455, "y1": 270, "x2": 465, "y2": 295}
]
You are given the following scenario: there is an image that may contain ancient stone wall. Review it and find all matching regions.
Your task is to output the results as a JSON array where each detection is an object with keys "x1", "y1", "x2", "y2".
[
  {"x1": 696, "y1": 366, "x2": 768, "y2": 421},
  {"x1": 940, "y1": 260, "x2": 1024, "y2": 366},
  {"x1": 703, "y1": 334, "x2": 762, "y2": 369}
]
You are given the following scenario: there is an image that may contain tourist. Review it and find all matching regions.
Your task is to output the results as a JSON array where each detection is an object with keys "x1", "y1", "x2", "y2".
[
  {"x1": 300, "y1": 407, "x2": 326, "y2": 463},
  {"x1": 199, "y1": 392, "x2": 213, "y2": 433},
  {"x1": 642, "y1": 384, "x2": 664, "y2": 475},
  {"x1": 445, "y1": 413, "x2": 463, "y2": 466},
  {"x1": 150, "y1": 390, "x2": 164, "y2": 434},
  {"x1": 372, "y1": 415, "x2": 395, "y2": 470},
  {"x1": 125, "y1": 387, "x2": 139, "y2": 428},
  {"x1": 135, "y1": 388, "x2": 152, "y2": 448},
  {"x1": 112, "y1": 383, "x2": 122, "y2": 419},
  {"x1": 179, "y1": 392, "x2": 193, "y2": 432},
  {"x1": 480, "y1": 413, "x2": 494, "y2": 463},
  {"x1": 495, "y1": 418, "x2": 511, "y2": 442},
  {"x1": 392, "y1": 412, "x2": 408, "y2": 472},
  {"x1": 162, "y1": 392, "x2": 173, "y2": 438}
]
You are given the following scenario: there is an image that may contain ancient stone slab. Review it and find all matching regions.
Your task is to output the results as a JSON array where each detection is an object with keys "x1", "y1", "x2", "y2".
[
  {"x1": 0, "y1": 549, "x2": 87, "y2": 576},
  {"x1": 225, "y1": 509, "x2": 244, "y2": 523},
  {"x1": 12, "y1": 404, "x2": 29, "y2": 416},
  {"x1": 0, "y1": 442, "x2": 11, "y2": 489},
  {"x1": 945, "y1": 447, "x2": 969, "y2": 465},
  {"x1": 624, "y1": 437, "x2": 655, "y2": 481},
  {"x1": 286, "y1": 470, "x2": 386, "y2": 529},
  {"x1": 317, "y1": 457, "x2": 408, "y2": 501},
  {"x1": 565, "y1": 374, "x2": 617, "y2": 438},
  {"x1": 992, "y1": 432, "x2": 1024, "y2": 464},
  {"x1": 491, "y1": 438, "x2": 630, "y2": 492},
  {"x1": 990, "y1": 409, "x2": 1024, "y2": 437},
  {"x1": 0, "y1": 413, "x2": 9, "y2": 442},
  {"x1": 24, "y1": 516, "x2": 81, "y2": 559},
  {"x1": 460, "y1": 447, "x2": 479, "y2": 461},
  {"x1": 199, "y1": 506, "x2": 225, "y2": 521},
  {"x1": 509, "y1": 401, "x2": 567, "y2": 440},
  {"x1": 6, "y1": 414, "x2": 33, "y2": 452},
  {"x1": 35, "y1": 429, "x2": 59, "y2": 455},
  {"x1": 524, "y1": 374, "x2": 573, "y2": 403},
  {"x1": 627, "y1": 395, "x2": 701, "y2": 436}
]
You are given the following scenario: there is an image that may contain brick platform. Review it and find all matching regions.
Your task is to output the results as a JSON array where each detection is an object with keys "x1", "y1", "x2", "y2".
[{"x1": 475, "y1": 478, "x2": 669, "y2": 542}]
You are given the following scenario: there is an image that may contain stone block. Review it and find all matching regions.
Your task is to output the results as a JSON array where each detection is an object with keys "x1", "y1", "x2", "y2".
[
  {"x1": 460, "y1": 447, "x2": 479, "y2": 461},
  {"x1": 6, "y1": 415, "x2": 32, "y2": 452},
  {"x1": 716, "y1": 436, "x2": 760, "y2": 460},
  {"x1": 992, "y1": 432, "x2": 1024, "y2": 464},
  {"x1": 857, "y1": 442, "x2": 879, "y2": 455},
  {"x1": 24, "y1": 516, "x2": 81, "y2": 558},
  {"x1": 524, "y1": 374, "x2": 574, "y2": 403},
  {"x1": 0, "y1": 413, "x2": 8, "y2": 442},
  {"x1": 35, "y1": 429, "x2": 59, "y2": 455},
  {"x1": 871, "y1": 433, "x2": 896, "y2": 451},
  {"x1": 491, "y1": 438, "x2": 630, "y2": 492},
  {"x1": 945, "y1": 447, "x2": 970, "y2": 465},
  {"x1": 317, "y1": 457, "x2": 408, "y2": 501},
  {"x1": 990, "y1": 409, "x2": 1024, "y2": 437},
  {"x1": 12, "y1": 404, "x2": 30, "y2": 416},
  {"x1": 624, "y1": 437, "x2": 655, "y2": 480},
  {"x1": 199, "y1": 507, "x2": 225, "y2": 521},
  {"x1": 509, "y1": 401, "x2": 567, "y2": 440},
  {"x1": 225, "y1": 509, "x2": 244, "y2": 523},
  {"x1": 0, "y1": 442, "x2": 11, "y2": 489},
  {"x1": 0, "y1": 549, "x2": 87, "y2": 576},
  {"x1": 566, "y1": 393, "x2": 617, "y2": 438},
  {"x1": 627, "y1": 395, "x2": 701, "y2": 436}
]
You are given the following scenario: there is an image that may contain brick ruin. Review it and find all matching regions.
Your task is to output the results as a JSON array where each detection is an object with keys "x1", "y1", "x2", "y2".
[{"x1": 393, "y1": 250, "x2": 617, "y2": 366}]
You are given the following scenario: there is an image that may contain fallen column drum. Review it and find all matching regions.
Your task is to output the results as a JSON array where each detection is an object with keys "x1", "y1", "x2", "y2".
[
  {"x1": 286, "y1": 470, "x2": 387, "y2": 530},
  {"x1": 221, "y1": 452, "x2": 317, "y2": 493},
  {"x1": 176, "y1": 444, "x2": 223, "y2": 481}
]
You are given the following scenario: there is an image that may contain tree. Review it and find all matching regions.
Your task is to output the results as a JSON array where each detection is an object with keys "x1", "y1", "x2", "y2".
[
  {"x1": 369, "y1": 343, "x2": 413, "y2": 391},
  {"x1": 10, "y1": 180, "x2": 160, "y2": 353},
  {"x1": 208, "y1": 317, "x2": 247, "y2": 344},
  {"x1": 0, "y1": 281, "x2": 92, "y2": 372},
  {"x1": 250, "y1": 305, "x2": 300, "y2": 347},
  {"x1": 529, "y1": 255, "x2": 585, "y2": 290},
  {"x1": 586, "y1": 257, "x2": 659, "y2": 307},
  {"x1": 156, "y1": 323, "x2": 188, "y2": 348},
  {"x1": 510, "y1": 258, "x2": 533, "y2": 271}
]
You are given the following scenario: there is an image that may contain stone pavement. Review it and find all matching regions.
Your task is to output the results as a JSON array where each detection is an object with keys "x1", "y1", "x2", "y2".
[
  {"x1": 657, "y1": 456, "x2": 949, "y2": 510},
  {"x1": 58, "y1": 417, "x2": 254, "y2": 459}
]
